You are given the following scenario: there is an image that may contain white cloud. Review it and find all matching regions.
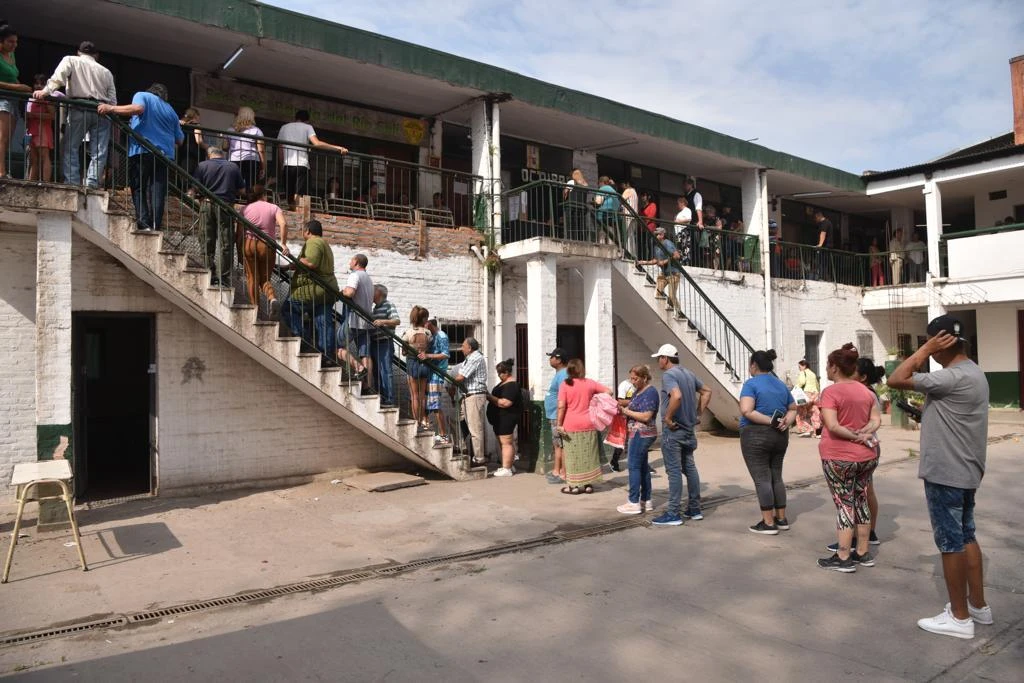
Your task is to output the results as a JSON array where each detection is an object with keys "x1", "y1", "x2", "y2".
[{"x1": 266, "y1": 0, "x2": 1024, "y2": 173}]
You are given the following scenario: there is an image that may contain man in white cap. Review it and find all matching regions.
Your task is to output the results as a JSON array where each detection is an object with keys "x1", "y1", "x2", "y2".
[{"x1": 650, "y1": 343, "x2": 712, "y2": 526}]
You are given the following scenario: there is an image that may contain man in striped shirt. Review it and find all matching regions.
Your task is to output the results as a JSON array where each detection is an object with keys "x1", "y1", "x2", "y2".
[
  {"x1": 453, "y1": 338, "x2": 488, "y2": 464},
  {"x1": 369, "y1": 284, "x2": 400, "y2": 406}
]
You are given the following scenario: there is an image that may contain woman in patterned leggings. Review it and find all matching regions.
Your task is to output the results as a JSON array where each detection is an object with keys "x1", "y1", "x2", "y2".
[{"x1": 816, "y1": 343, "x2": 882, "y2": 573}]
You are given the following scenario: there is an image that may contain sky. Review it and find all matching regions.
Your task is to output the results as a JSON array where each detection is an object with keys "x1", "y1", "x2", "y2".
[{"x1": 264, "y1": 0, "x2": 1023, "y2": 174}]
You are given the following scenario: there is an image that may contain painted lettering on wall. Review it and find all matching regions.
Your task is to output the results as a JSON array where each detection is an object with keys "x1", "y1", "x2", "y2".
[
  {"x1": 193, "y1": 75, "x2": 428, "y2": 147},
  {"x1": 520, "y1": 169, "x2": 568, "y2": 184}
]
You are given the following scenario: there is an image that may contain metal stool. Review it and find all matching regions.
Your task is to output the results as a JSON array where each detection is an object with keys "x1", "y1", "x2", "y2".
[{"x1": 2, "y1": 460, "x2": 88, "y2": 583}]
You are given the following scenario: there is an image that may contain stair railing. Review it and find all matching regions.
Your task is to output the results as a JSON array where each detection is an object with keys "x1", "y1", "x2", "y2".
[{"x1": 53, "y1": 97, "x2": 476, "y2": 464}]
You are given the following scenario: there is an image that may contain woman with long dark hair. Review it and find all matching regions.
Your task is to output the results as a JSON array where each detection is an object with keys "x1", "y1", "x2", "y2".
[
  {"x1": 816, "y1": 343, "x2": 882, "y2": 572},
  {"x1": 556, "y1": 358, "x2": 612, "y2": 495},
  {"x1": 486, "y1": 358, "x2": 523, "y2": 477},
  {"x1": 738, "y1": 350, "x2": 797, "y2": 534},
  {"x1": 0, "y1": 22, "x2": 32, "y2": 178}
]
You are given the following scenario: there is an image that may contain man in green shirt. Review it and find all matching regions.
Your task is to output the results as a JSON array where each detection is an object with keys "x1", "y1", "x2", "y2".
[{"x1": 282, "y1": 220, "x2": 338, "y2": 363}]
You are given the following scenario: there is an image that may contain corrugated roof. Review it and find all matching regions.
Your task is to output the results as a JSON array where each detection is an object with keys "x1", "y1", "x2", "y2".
[{"x1": 862, "y1": 133, "x2": 1024, "y2": 181}]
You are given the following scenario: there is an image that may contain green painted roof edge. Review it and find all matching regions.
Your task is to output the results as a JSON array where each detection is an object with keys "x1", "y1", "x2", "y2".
[{"x1": 108, "y1": 0, "x2": 867, "y2": 193}]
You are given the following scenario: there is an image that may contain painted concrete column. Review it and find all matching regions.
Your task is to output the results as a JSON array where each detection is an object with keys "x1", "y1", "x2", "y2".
[
  {"x1": 923, "y1": 180, "x2": 946, "y2": 371},
  {"x1": 572, "y1": 150, "x2": 599, "y2": 186},
  {"x1": 36, "y1": 212, "x2": 73, "y2": 526},
  {"x1": 417, "y1": 119, "x2": 443, "y2": 203},
  {"x1": 471, "y1": 99, "x2": 501, "y2": 240},
  {"x1": 36, "y1": 211, "x2": 73, "y2": 462},
  {"x1": 743, "y1": 169, "x2": 772, "y2": 349},
  {"x1": 582, "y1": 259, "x2": 614, "y2": 388},
  {"x1": 526, "y1": 255, "x2": 558, "y2": 399}
]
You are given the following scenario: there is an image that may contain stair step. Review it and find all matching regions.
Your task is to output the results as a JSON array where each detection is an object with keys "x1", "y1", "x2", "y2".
[
  {"x1": 183, "y1": 266, "x2": 208, "y2": 274},
  {"x1": 231, "y1": 304, "x2": 257, "y2": 310},
  {"x1": 130, "y1": 229, "x2": 162, "y2": 237},
  {"x1": 158, "y1": 249, "x2": 186, "y2": 256}
]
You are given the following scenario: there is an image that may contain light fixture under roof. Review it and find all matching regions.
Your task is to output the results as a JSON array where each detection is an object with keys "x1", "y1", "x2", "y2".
[
  {"x1": 221, "y1": 46, "x2": 245, "y2": 71},
  {"x1": 790, "y1": 191, "x2": 833, "y2": 199}
]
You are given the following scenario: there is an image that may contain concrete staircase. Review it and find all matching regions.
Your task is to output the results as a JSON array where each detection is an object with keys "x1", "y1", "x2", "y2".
[
  {"x1": 611, "y1": 260, "x2": 743, "y2": 430},
  {"x1": 73, "y1": 196, "x2": 485, "y2": 481}
]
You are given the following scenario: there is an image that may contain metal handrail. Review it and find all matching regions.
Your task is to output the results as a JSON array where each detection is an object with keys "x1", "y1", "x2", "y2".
[{"x1": 73, "y1": 96, "x2": 469, "y2": 396}]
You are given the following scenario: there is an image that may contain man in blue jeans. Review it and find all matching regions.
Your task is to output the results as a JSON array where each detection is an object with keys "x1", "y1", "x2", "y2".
[
  {"x1": 889, "y1": 315, "x2": 991, "y2": 639},
  {"x1": 650, "y1": 343, "x2": 712, "y2": 526}
]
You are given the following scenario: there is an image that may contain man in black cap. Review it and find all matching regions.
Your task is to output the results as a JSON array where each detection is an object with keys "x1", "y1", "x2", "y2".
[
  {"x1": 888, "y1": 314, "x2": 991, "y2": 640},
  {"x1": 543, "y1": 348, "x2": 569, "y2": 484},
  {"x1": 33, "y1": 41, "x2": 117, "y2": 188}
]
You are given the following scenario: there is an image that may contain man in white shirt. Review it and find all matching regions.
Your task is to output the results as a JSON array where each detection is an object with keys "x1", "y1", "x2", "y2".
[
  {"x1": 889, "y1": 228, "x2": 906, "y2": 285},
  {"x1": 33, "y1": 41, "x2": 117, "y2": 188},
  {"x1": 277, "y1": 109, "x2": 348, "y2": 208},
  {"x1": 906, "y1": 231, "x2": 927, "y2": 282},
  {"x1": 341, "y1": 253, "x2": 374, "y2": 390}
]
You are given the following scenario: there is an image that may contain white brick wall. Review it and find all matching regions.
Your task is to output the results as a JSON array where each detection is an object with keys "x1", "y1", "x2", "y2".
[{"x1": 0, "y1": 231, "x2": 39, "y2": 500}]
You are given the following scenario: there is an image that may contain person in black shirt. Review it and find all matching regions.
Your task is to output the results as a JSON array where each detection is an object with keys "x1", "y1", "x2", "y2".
[
  {"x1": 813, "y1": 209, "x2": 834, "y2": 281},
  {"x1": 193, "y1": 146, "x2": 246, "y2": 286}
]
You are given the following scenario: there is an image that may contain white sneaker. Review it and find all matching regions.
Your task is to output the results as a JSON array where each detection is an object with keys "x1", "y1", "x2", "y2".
[
  {"x1": 947, "y1": 602, "x2": 993, "y2": 625},
  {"x1": 617, "y1": 502, "x2": 643, "y2": 515},
  {"x1": 492, "y1": 467, "x2": 514, "y2": 477},
  {"x1": 917, "y1": 606, "x2": 974, "y2": 639},
  {"x1": 643, "y1": 500, "x2": 655, "y2": 512}
]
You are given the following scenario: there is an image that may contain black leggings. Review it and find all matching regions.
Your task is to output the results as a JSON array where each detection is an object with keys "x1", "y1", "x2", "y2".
[{"x1": 740, "y1": 425, "x2": 790, "y2": 511}]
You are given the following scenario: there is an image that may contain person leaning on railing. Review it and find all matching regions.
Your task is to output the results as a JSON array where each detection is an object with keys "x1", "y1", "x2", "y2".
[
  {"x1": 277, "y1": 109, "x2": 348, "y2": 210},
  {"x1": 33, "y1": 40, "x2": 117, "y2": 188},
  {"x1": 280, "y1": 220, "x2": 338, "y2": 363},
  {"x1": 0, "y1": 21, "x2": 32, "y2": 179},
  {"x1": 637, "y1": 226, "x2": 682, "y2": 311},
  {"x1": 98, "y1": 83, "x2": 183, "y2": 231}
]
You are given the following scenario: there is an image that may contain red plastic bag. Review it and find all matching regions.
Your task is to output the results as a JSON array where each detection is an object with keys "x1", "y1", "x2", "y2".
[{"x1": 604, "y1": 413, "x2": 627, "y2": 449}]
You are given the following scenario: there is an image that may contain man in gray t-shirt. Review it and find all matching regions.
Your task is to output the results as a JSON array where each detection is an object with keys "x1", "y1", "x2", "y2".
[
  {"x1": 277, "y1": 109, "x2": 348, "y2": 208},
  {"x1": 341, "y1": 253, "x2": 374, "y2": 390},
  {"x1": 888, "y1": 314, "x2": 992, "y2": 640}
]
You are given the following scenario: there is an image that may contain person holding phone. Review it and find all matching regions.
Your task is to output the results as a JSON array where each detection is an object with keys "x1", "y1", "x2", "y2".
[{"x1": 738, "y1": 350, "x2": 797, "y2": 535}]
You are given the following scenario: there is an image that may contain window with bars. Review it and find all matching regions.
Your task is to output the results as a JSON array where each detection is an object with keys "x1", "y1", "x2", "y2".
[{"x1": 442, "y1": 323, "x2": 475, "y2": 366}]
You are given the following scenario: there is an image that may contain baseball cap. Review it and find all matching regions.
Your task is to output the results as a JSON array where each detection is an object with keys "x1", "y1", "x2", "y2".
[
  {"x1": 546, "y1": 347, "x2": 567, "y2": 361},
  {"x1": 926, "y1": 314, "x2": 964, "y2": 340},
  {"x1": 78, "y1": 41, "x2": 98, "y2": 56},
  {"x1": 651, "y1": 343, "x2": 678, "y2": 358}
]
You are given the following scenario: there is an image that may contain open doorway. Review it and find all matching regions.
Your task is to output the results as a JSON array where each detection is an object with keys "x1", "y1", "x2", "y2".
[
  {"x1": 803, "y1": 331, "x2": 822, "y2": 377},
  {"x1": 73, "y1": 314, "x2": 155, "y2": 501}
]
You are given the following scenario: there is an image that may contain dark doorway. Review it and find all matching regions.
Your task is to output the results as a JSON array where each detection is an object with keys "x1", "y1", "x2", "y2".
[
  {"x1": 73, "y1": 314, "x2": 154, "y2": 501},
  {"x1": 557, "y1": 325, "x2": 585, "y2": 364},
  {"x1": 803, "y1": 332, "x2": 822, "y2": 377}
]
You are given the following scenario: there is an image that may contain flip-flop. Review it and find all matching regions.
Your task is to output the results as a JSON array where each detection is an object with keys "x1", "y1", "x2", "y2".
[
  {"x1": 581, "y1": 485, "x2": 594, "y2": 494},
  {"x1": 560, "y1": 486, "x2": 581, "y2": 495}
]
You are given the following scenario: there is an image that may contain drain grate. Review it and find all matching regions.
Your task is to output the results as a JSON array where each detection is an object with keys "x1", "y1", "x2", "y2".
[
  {"x1": 555, "y1": 518, "x2": 648, "y2": 540},
  {"x1": 0, "y1": 617, "x2": 128, "y2": 647}
]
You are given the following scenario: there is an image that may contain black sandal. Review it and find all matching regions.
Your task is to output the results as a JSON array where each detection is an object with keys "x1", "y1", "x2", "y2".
[
  {"x1": 560, "y1": 486, "x2": 581, "y2": 495},
  {"x1": 581, "y1": 485, "x2": 594, "y2": 494}
]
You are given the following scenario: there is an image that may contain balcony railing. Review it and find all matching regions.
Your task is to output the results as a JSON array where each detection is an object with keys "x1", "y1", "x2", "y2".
[{"x1": 940, "y1": 221, "x2": 1024, "y2": 279}]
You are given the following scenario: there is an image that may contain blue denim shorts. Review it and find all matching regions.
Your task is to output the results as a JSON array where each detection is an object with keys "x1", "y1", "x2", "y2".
[
  {"x1": 406, "y1": 356, "x2": 431, "y2": 379},
  {"x1": 924, "y1": 480, "x2": 976, "y2": 553}
]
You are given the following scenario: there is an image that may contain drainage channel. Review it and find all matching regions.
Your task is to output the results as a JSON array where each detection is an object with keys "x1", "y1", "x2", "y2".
[{"x1": 4, "y1": 439, "x2": 1017, "y2": 649}]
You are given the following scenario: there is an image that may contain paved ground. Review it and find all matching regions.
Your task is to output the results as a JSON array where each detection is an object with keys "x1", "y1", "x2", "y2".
[{"x1": 0, "y1": 415, "x2": 1021, "y2": 681}]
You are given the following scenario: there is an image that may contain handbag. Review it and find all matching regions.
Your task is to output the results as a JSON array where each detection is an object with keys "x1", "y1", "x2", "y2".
[{"x1": 604, "y1": 413, "x2": 627, "y2": 449}]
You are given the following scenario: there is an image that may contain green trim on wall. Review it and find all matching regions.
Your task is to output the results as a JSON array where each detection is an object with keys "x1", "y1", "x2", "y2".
[
  {"x1": 109, "y1": 0, "x2": 866, "y2": 192},
  {"x1": 37, "y1": 423, "x2": 73, "y2": 463},
  {"x1": 986, "y1": 372, "x2": 1020, "y2": 407}
]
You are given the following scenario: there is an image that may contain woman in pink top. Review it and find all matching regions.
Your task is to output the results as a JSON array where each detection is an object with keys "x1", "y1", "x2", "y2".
[
  {"x1": 241, "y1": 185, "x2": 288, "y2": 315},
  {"x1": 26, "y1": 74, "x2": 54, "y2": 181},
  {"x1": 556, "y1": 358, "x2": 612, "y2": 494},
  {"x1": 816, "y1": 343, "x2": 881, "y2": 573}
]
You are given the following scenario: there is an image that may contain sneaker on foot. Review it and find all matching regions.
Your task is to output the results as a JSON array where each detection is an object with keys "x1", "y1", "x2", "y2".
[
  {"x1": 749, "y1": 520, "x2": 779, "y2": 535},
  {"x1": 947, "y1": 602, "x2": 993, "y2": 625},
  {"x1": 492, "y1": 467, "x2": 514, "y2": 477},
  {"x1": 651, "y1": 512, "x2": 683, "y2": 527},
  {"x1": 617, "y1": 502, "x2": 643, "y2": 515},
  {"x1": 643, "y1": 500, "x2": 655, "y2": 512},
  {"x1": 683, "y1": 511, "x2": 704, "y2": 521},
  {"x1": 825, "y1": 541, "x2": 840, "y2": 552},
  {"x1": 918, "y1": 606, "x2": 974, "y2": 639},
  {"x1": 774, "y1": 517, "x2": 790, "y2": 530},
  {"x1": 817, "y1": 553, "x2": 856, "y2": 573},
  {"x1": 869, "y1": 530, "x2": 880, "y2": 545},
  {"x1": 850, "y1": 550, "x2": 875, "y2": 567}
]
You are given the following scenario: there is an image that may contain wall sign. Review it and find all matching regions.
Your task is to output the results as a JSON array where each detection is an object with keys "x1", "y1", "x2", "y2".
[{"x1": 193, "y1": 75, "x2": 428, "y2": 147}]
